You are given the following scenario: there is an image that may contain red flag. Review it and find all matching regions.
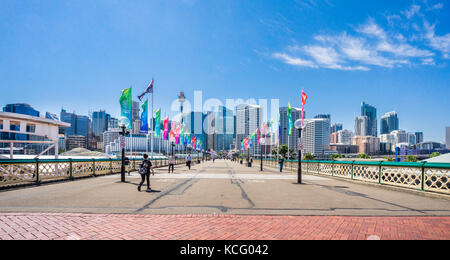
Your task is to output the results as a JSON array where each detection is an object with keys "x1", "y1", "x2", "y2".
[
  {"x1": 302, "y1": 90, "x2": 308, "y2": 106},
  {"x1": 301, "y1": 90, "x2": 308, "y2": 127}
]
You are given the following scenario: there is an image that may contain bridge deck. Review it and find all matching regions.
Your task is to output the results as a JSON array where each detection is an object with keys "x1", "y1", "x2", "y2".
[{"x1": 1, "y1": 160, "x2": 449, "y2": 240}]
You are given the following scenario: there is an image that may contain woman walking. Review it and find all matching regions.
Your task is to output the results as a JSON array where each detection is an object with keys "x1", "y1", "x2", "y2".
[{"x1": 138, "y1": 154, "x2": 155, "y2": 192}]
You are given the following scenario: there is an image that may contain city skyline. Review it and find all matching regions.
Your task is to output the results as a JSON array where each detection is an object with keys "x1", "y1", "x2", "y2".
[{"x1": 1, "y1": 0, "x2": 449, "y2": 142}]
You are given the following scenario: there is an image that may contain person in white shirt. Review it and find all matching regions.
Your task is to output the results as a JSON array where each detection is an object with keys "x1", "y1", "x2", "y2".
[{"x1": 168, "y1": 154, "x2": 175, "y2": 173}]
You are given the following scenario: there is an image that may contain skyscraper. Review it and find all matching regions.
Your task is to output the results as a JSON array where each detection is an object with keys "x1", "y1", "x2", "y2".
[
  {"x1": 303, "y1": 118, "x2": 331, "y2": 156},
  {"x1": 361, "y1": 102, "x2": 377, "y2": 137},
  {"x1": 217, "y1": 106, "x2": 235, "y2": 151},
  {"x1": 92, "y1": 110, "x2": 109, "y2": 137},
  {"x1": 415, "y1": 132, "x2": 424, "y2": 144},
  {"x1": 380, "y1": 111, "x2": 399, "y2": 135},
  {"x1": 60, "y1": 109, "x2": 91, "y2": 149},
  {"x1": 330, "y1": 123, "x2": 343, "y2": 133},
  {"x1": 236, "y1": 104, "x2": 262, "y2": 155},
  {"x1": 354, "y1": 116, "x2": 369, "y2": 136},
  {"x1": 182, "y1": 111, "x2": 207, "y2": 147}
]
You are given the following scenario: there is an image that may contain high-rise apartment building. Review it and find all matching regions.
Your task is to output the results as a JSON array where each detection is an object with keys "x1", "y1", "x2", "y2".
[
  {"x1": 337, "y1": 130, "x2": 353, "y2": 145},
  {"x1": 303, "y1": 118, "x2": 330, "y2": 156},
  {"x1": 60, "y1": 109, "x2": 91, "y2": 149},
  {"x1": 354, "y1": 116, "x2": 369, "y2": 136},
  {"x1": 217, "y1": 106, "x2": 235, "y2": 151},
  {"x1": 415, "y1": 132, "x2": 424, "y2": 144},
  {"x1": 236, "y1": 104, "x2": 262, "y2": 155},
  {"x1": 92, "y1": 110, "x2": 110, "y2": 137},
  {"x1": 182, "y1": 112, "x2": 207, "y2": 147},
  {"x1": 380, "y1": 111, "x2": 399, "y2": 135},
  {"x1": 361, "y1": 102, "x2": 377, "y2": 137}
]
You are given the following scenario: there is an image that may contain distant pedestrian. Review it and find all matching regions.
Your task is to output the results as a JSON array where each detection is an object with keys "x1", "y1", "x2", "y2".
[
  {"x1": 279, "y1": 157, "x2": 285, "y2": 173},
  {"x1": 124, "y1": 157, "x2": 131, "y2": 176},
  {"x1": 186, "y1": 154, "x2": 192, "y2": 170},
  {"x1": 168, "y1": 154, "x2": 175, "y2": 173},
  {"x1": 138, "y1": 154, "x2": 154, "y2": 192}
]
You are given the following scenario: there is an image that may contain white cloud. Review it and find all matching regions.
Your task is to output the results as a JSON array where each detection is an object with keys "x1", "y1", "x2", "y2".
[
  {"x1": 402, "y1": 4, "x2": 421, "y2": 19},
  {"x1": 272, "y1": 53, "x2": 318, "y2": 68},
  {"x1": 423, "y1": 21, "x2": 450, "y2": 58},
  {"x1": 271, "y1": 2, "x2": 448, "y2": 71}
]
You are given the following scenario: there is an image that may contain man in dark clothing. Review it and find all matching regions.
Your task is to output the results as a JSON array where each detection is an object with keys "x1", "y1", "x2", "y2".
[
  {"x1": 279, "y1": 157, "x2": 285, "y2": 173},
  {"x1": 138, "y1": 154, "x2": 155, "y2": 192}
]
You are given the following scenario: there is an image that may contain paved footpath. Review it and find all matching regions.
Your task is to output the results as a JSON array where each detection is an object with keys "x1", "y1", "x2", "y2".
[
  {"x1": 1, "y1": 213, "x2": 449, "y2": 240},
  {"x1": 1, "y1": 160, "x2": 450, "y2": 240}
]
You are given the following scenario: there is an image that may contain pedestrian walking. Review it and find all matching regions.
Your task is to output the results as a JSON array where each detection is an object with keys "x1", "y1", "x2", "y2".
[
  {"x1": 138, "y1": 154, "x2": 155, "y2": 192},
  {"x1": 168, "y1": 154, "x2": 175, "y2": 173},
  {"x1": 124, "y1": 157, "x2": 131, "y2": 176},
  {"x1": 186, "y1": 154, "x2": 192, "y2": 170},
  {"x1": 279, "y1": 156, "x2": 285, "y2": 173}
]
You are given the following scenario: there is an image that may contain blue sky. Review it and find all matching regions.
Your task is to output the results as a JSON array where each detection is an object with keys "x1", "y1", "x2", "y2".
[{"x1": 0, "y1": 0, "x2": 449, "y2": 142}]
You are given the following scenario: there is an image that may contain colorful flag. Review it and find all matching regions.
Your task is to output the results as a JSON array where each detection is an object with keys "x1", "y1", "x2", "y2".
[
  {"x1": 140, "y1": 100, "x2": 148, "y2": 134},
  {"x1": 138, "y1": 78, "x2": 154, "y2": 101},
  {"x1": 301, "y1": 90, "x2": 308, "y2": 127},
  {"x1": 288, "y1": 102, "x2": 293, "y2": 135},
  {"x1": 154, "y1": 109, "x2": 161, "y2": 137},
  {"x1": 119, "y1": 88, "x2": 132, "y2": 130},
  {"x1": 163, "y1": 116, "x2": 169, "y2": 140}
]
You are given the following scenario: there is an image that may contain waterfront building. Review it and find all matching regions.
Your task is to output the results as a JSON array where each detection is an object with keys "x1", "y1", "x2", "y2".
[{"x1": 3, "y1": 103, "x2": 40, "y2": 117}]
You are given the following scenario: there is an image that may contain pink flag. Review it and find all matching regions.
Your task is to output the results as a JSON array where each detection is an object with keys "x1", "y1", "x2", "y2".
[{"x1": 301, "y1": 90, "x2": 308, "y2": 127}]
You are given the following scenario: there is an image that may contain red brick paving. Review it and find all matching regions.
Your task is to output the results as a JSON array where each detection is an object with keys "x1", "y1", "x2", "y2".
[{"x1": 0, "y1": 213, "x2": 449, "y2": 240}]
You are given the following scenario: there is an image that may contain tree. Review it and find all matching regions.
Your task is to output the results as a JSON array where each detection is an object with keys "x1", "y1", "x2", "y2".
[
  {"x1": 406, "y1": 155, "x2": 418, "y2": 162},
  {"x1": 278, "y1": 145, "x2": 289, "y2": 158},
  {"x1": 430, "y1": 152, "x2": 441, "y2": 158},
  {"x1": 304, "y1": 153, "x2": 314, "y2": 160},
  {"x1": 331, "y1": 154, "x2": 342, "y2": 159},
  {"x1": 358, "y1": 153, "x2": 371, "y2": 159}
]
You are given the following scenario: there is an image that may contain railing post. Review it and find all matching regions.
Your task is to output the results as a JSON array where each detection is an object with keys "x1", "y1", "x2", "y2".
[
  {"x1": 35, "y1": 158, "x2": 40, "y2": 185},
  {"x1": 421, "y1": 162, "x2": 426, "y2": 191},
  {"x1": 92, "y1": 159, "x2": 96, "y2": 176},
  {"x1": 110, "y1": 158, "x2": 113, "y2": 174},
  {"x1": 351, "y1": 161, "x2": 355, "y2": 180},
  {"x1": 332, "y1": 160, "x2": 335, "y2": 177},
  {"x1": 317, "y1": 161, "x2": 320, "y2": 175},
  {"x1": 69, "y1": 158, "x2": 73, "y2": 180},
  {"x1": 378, "y1": 161, "x2": 382, "y2": 184}
]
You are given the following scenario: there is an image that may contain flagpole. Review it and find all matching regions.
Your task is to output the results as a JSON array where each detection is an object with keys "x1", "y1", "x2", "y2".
[{"x1": 151, "y1": 91, "x2": 154, "y2": 159}]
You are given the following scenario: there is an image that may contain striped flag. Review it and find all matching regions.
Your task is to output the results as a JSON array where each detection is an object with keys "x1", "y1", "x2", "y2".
[{"x1": 138, "y1": 79, "x2": 154, "y2": 101}]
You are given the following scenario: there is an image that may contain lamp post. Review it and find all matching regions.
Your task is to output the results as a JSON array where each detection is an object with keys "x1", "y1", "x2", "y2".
[
  {"x1": 119, "y1": 125, "x2": 130, "y2": 183},
  {"x1": 260, "y1": 138, "x2": 265, "y2": 171},
  {"x1": 294, "y1": 119, "x2": 303, "y2": 184}
]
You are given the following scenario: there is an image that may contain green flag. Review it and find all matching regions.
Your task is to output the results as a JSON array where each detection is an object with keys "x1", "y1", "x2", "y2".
[
  {"x1": 119, "y1": 88, "x2": 132, "y2": 130},
  {"x1": 154, "y1": 109, "x2": 161, "y2": 137},
  {"x1": 288, "y1": 102, "x2": 293, "y2": 135}
]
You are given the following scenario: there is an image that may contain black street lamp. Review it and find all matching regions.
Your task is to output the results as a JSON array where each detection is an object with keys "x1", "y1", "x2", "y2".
[
  {"x1": 260, "y1": 137, "x2": 265, "y2": 171},
  {"x1": 294, "y1": 119, "x2": 304, "y2": 184},
  {"x1": 119, "y1": 125, "x2": 130, "y2": 183}
]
